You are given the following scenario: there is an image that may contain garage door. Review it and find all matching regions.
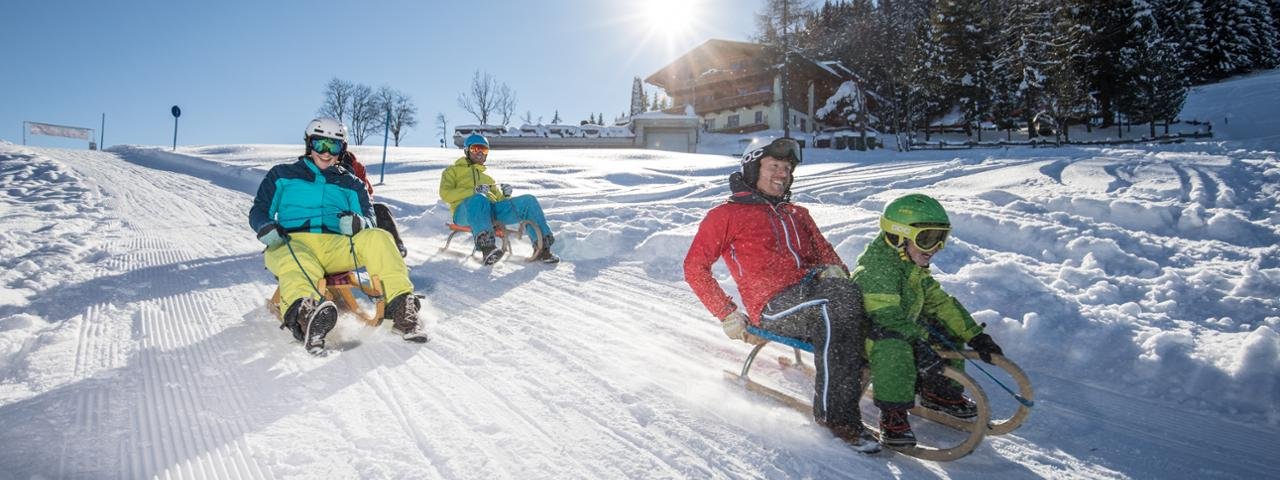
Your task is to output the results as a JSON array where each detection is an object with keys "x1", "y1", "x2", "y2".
[{"x1": 645, "y1": 132, "x2": 690, "y2": 152}]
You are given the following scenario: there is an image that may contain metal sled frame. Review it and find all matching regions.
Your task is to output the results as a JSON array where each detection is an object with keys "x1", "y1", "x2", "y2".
[
  {"x1": 267, "y1": 271, "x2": 386, "y2": 327},
  {"x1": 440, "y1": 221, "x2": 543, "y2": 263},
  {"x1": 723, "y1": 326, "x2": 1033, "y2": 462}
]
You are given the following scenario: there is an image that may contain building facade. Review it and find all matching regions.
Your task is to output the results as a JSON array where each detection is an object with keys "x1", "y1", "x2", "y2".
[{"x1": 644, "y1": 39, "x2": 855, "y2": 135}]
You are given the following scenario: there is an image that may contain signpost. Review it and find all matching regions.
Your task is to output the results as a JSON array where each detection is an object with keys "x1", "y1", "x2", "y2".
[{"x1": 171, "y1": 105, "x2": 181, "y2": 151}]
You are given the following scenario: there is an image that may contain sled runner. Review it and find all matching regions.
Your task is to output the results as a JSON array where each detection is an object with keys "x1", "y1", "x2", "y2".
[
  {"x1": 267, "y1": 270, "x2": 386, "y2": 327},
  {"x1": 440, "y1": 221, "x2": 544, "y2": 263},
  {"x1": 723, "y1": 326, "x2": 1033, "y2": 461}
]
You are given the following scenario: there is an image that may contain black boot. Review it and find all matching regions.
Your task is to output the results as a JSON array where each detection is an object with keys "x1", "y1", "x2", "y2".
[
  {"x1": 386, "y1": 294, "x2": 429, "y2": 343},
  {"x1": 475, "y1": 231, "x2": 503, "y2": 265},
  {"x1": 284, "y1": 297, "x2": 337, "y2": 355},
  {"x1": 532, "y1": 234, "x2": 559, "y2": 264},
  {"x1": 879, "y1": 408, "x2": 917, "y2": 448},
  {"x1": 919, "y1": 388, "x2": 978, "y2": 419},
  {"x1": 827, "y1": 423, "x2": 882, "y2": 454}
]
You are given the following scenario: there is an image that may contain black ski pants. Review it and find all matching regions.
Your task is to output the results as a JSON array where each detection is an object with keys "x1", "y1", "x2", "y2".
[{"x1": 759, "y1": 276, "x2": 867, "y2": 429}]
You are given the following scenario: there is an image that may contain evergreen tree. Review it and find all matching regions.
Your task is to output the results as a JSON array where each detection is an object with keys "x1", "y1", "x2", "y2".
[
  {"x1": 1117, "y1": 0, "x2": 1188, "y2": 137},
  {"x1": 552, "y1": 110, "x2": 562, "y2": 124},
  {"x1": 1156, "y1": 0, "x2": 1209, "y2": 83},
  {"x1": 926, "y1": 0, "x2": 997, "y2": 137},
  {"x1": 1201, "y1": 0, "x2": 1280, "y2": 81},
  {"x1": 630, "y1": 77, "x2": 647, "y2": 117},
  {"x1": 993, "y1": 0, "x2": 1055, "y2": 138}
]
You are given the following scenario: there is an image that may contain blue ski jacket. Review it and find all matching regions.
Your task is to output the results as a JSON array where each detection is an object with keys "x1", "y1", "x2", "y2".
[{"x1": 249, "y1": 156, "x2": 374, "y2": 235}]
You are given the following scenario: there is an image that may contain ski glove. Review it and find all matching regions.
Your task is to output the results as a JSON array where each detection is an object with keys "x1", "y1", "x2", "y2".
[
  {"x1": 256, "y1": 222, "x2": 287, "y2": 248},
  {"x1": 817, "y1": 264, "x2": 847, "y2": 280},
  {"x1": 474, "y1": 184, "x2": 490, "y2": 195},
  {"x1": 499, "y1": 183, "x2": 513, "y2": 197},
  {"x1": 338, "y1": 212, "x2": 364, "y2": 236},
  {"x1": 913, "y1": 341, "x2": 946, "y2": 378},
  {"x1": 721, "y1": 311, "x2": 749, "y2": 341},
  {"x1": 967, "y1": 333, "x2": 1004, "y2": 364}
]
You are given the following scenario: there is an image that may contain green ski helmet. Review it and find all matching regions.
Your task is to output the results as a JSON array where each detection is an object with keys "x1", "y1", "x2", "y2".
[{"x1": 880, "y1": 193, "x2": 952, "y2": 252}]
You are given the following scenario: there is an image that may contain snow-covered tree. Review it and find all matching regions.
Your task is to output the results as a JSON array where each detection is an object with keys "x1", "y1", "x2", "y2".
[
  {"x1": 1117, "y1": 0, "x2": 1189, "y2": 137},
  {"x1": 630, "y1": 77, "x2": 646, "y2": 117}
]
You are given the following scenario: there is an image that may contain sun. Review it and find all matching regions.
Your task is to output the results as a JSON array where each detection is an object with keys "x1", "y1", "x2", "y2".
[{"x1": 639, "y1": 0, "x2": 700, "y2": 38}]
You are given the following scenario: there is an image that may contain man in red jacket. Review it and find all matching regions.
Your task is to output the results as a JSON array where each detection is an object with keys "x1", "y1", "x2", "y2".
[{"x1": 684, "y1": 137, "x2": 878, "y2": 453}]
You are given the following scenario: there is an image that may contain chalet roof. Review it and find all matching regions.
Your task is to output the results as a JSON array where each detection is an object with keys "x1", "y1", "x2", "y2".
[{"x1": 645, "y1": 39, "x2": 852, "y2": 90}]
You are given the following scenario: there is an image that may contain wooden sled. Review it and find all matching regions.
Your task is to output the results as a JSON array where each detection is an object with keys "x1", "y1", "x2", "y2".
[
  {"x1": 723, "y1": 326, "x2": 1033, "y2": 462},
  {"x1": 267, "y1": 271, "x2": 386, "y2": 327},
  {"x1": 440, "y1": 220, "x2": 543, "y2": 263}
]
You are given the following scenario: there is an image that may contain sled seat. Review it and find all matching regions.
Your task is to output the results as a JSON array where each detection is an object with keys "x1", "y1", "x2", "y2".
[
  {"x1": 440, "y1": 221, "x2": 543, "y2": 262},
  {"x1": 267, "y1": 271, "x2": 386, "y2": 328},
  {"x1": 726, "y1": 317, "x2": 992, "y2": 462}
]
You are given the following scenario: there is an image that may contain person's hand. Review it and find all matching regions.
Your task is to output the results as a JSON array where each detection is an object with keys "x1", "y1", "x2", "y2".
[
  {"x1": 913, "y1": 341, "x2": 945, "y2": 377},
  {"x1": 721, "y1": 311, "x2": 749, "y2": 340},
  {"x1": 338, "y1": 212, "x2": 363, "y2": 236},
  {"x1": 499, "y1": 183, "x2": 513, "y2": 197},
  {"x1": 967, "y1": 333, "x2": 1004, "y2": 364},
  {"x1": 256, "y1": 222, "x2": 287, "y2": 248},
  {"x1": 474, "y1": 184, "x2": 490, "y2": 195},
  {"x1": 817, "y1": 264, "x2": 846, "y2": 279}
]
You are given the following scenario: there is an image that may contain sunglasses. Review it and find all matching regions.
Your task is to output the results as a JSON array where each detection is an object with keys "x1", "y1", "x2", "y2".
[
  {"x1": 468, "y1": 144, "x2": 489, "y2": 155},
  {"x1": 744, "y1": 137, "x2": 803, "y2": 164},
  {"x1": 310, "y1": 137, "x2": 345, "y2": 156}
]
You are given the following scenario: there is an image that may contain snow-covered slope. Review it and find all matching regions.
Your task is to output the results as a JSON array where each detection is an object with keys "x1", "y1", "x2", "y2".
[{"x1": 1, "y1": 78, "x2": 1277, "y2": 478}]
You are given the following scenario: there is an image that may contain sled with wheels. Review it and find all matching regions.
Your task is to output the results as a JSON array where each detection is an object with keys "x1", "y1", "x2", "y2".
[
  {"x1": 440, "y1": 220, "x2": 543, "y2": 263},
  {"x1": 267, "y1": 271, "x2": 386, "y2": 327},
  {"x1": 723, "y1": 326, "x2": 1033, "y2": 461}
]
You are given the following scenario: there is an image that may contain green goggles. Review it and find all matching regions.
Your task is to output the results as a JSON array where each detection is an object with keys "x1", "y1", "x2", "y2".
[
  {"x1": 884, "y1": 220, "x2": 951, "y2": 253},
  {"x1": 310, "y1": 137, "x2": 345, "y2": 155}
]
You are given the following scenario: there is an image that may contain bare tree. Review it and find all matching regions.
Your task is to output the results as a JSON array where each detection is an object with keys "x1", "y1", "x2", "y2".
[
  {"x1": 435, "y1": 112, "x2": 449, "y2": 147},
  {"x1": 457, "y1": 70, "x2": 517, "y2": 126},
  {"x1": 319, "y1": 78, "x2": 355, "y2": 123},
  {"x1": 373, "y1": 86, "x2": 417, "y2": 147},
  {"x1": 497, "y1": 83, "x2": 517, "y2": 126},
  {"x1": 520, "y1": 110, "x2": 534, "y2": 125},
  {"x1": 348, "y1": 84, "x2": 380, "y2": 145}
]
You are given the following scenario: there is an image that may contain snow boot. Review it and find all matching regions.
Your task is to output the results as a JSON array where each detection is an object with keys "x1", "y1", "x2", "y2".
[
  {"x1": 284, "y1": 297, "x2": 337, "y2": 355},
  {"x1": 827, "y1": 424, "x2": 882, "y2": 454},
  {"x1": 532, "y1": 234, "x2": 559, "y2": 264},
  {"x1": 879, "y1": 408, "x2": 917, "y2": 448},
  {"x1": 919, "y1": 387, "x2": 978, "y2": 419},
  {"x1": 386, "y1": 294, "x2": 429, "y2": 343},
  {"x1": 475, "y1": 231, "x2": 504, "y2": 265}
]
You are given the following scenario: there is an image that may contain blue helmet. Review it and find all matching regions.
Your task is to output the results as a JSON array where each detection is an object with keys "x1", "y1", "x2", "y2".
[{"x1": 463, "y1": 133, "x2": 489, "y2": 150}]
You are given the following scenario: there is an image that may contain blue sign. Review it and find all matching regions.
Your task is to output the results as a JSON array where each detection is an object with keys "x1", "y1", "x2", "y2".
[{"x1": 171, "y1": 105, "x2": 181, "y2": 118}]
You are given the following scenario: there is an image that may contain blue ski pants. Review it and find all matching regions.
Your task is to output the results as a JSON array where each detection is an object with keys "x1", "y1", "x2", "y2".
[{"x1": 453, "y1": 194, "x2": 553, "y2": 246}]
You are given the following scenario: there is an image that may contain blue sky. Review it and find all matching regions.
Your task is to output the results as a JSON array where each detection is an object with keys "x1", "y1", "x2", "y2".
[{"x1": 2, "y1": 0, "x2": 759, "y2": 149}]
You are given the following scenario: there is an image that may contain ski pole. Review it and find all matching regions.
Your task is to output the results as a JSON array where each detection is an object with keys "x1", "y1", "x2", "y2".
[{"x1": 926, "y1": 324, "x2": 1034, "y2": 408}]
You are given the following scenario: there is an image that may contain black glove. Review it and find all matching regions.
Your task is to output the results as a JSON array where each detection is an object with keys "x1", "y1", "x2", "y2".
[
  {"x1": 913, "y1": 341, "x2": 945, "y2": 378},
  {"x1": 967, "y1": 333, "x2": 1004, "y2": 364},
  {"x1": 256, "y1": 222, "x2": 287, "y2": 248},
  {"x1": 338, "y1": 212, "x2": 363, "y2": 236}
]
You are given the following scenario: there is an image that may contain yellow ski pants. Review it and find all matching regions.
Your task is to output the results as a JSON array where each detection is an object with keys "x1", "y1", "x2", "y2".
[{"x1": 265, "y1": 229, "x2": 412, "y2": 313}]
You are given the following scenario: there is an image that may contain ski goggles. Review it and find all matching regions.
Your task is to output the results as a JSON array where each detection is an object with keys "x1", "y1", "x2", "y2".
[
  {"x1": 468, "y1": 144, "x2": 490, "y2": 155},
  {"x1": 905, "y1": 224, "x2": 951, "y2": 252},
  {"x1": 309, "y1": 137, "x2": 345, "y2": 156},
  {"x1": 744, "y1": 137, "x2": 803, "y2": 164}
]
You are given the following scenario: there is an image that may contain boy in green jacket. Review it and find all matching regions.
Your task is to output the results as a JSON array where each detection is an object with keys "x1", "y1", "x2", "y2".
[
  {"x1": 851, "y1": 193, "x2": 1004, "y2": 447},
  {"x1": 439, "y1": 134, "x2": 558, "y2": 265}
]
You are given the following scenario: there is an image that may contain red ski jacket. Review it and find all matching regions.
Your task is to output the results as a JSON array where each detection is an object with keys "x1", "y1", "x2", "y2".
[
  {"x1": 684, "y1": 174, "x2": 845, "y2": 324},
  {"x1": 342, "y1": 152, "x2": 375, "y2": 196}
]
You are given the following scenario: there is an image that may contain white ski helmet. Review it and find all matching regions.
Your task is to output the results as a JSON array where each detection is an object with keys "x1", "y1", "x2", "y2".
[{"x1": 304, "y1": 117, "x2": 348, "y2": 142}]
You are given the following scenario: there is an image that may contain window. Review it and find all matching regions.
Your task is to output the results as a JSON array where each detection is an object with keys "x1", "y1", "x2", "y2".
[
  {"x1": 754, "y1": 111, "x2": 764, "y2": 124},
  {"x1": 705, "y1": 118, "x2": 716, "y2": 130},
  {"x1": 727, "y1": 115, "x2": 740, "y2": 128},
  {"x1": 801, "y1": 119, "x2": 807, "y2": 131}
]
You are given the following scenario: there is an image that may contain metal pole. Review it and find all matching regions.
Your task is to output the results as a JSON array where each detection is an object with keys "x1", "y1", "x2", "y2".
[
  {"x1": 379, "y1": 107, "x2": 390, "y2": 185},
  {"x1": 100, "y1": 113, "x2": 105, "y2": 149},
  {"x1": 172, "y1": 117, "x2": 178, "y2": 151},
  {"x1": 22, "y1": 121, "x2": 26, "y2": 145},
  {"x1": 781, "y1": 0, "x2": 790, "y2": 138}
]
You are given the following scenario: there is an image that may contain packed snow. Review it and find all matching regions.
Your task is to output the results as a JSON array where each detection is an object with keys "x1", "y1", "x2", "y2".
[{"x1": 0, "y1": 71, "x2": 1277, "y2": 479}]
